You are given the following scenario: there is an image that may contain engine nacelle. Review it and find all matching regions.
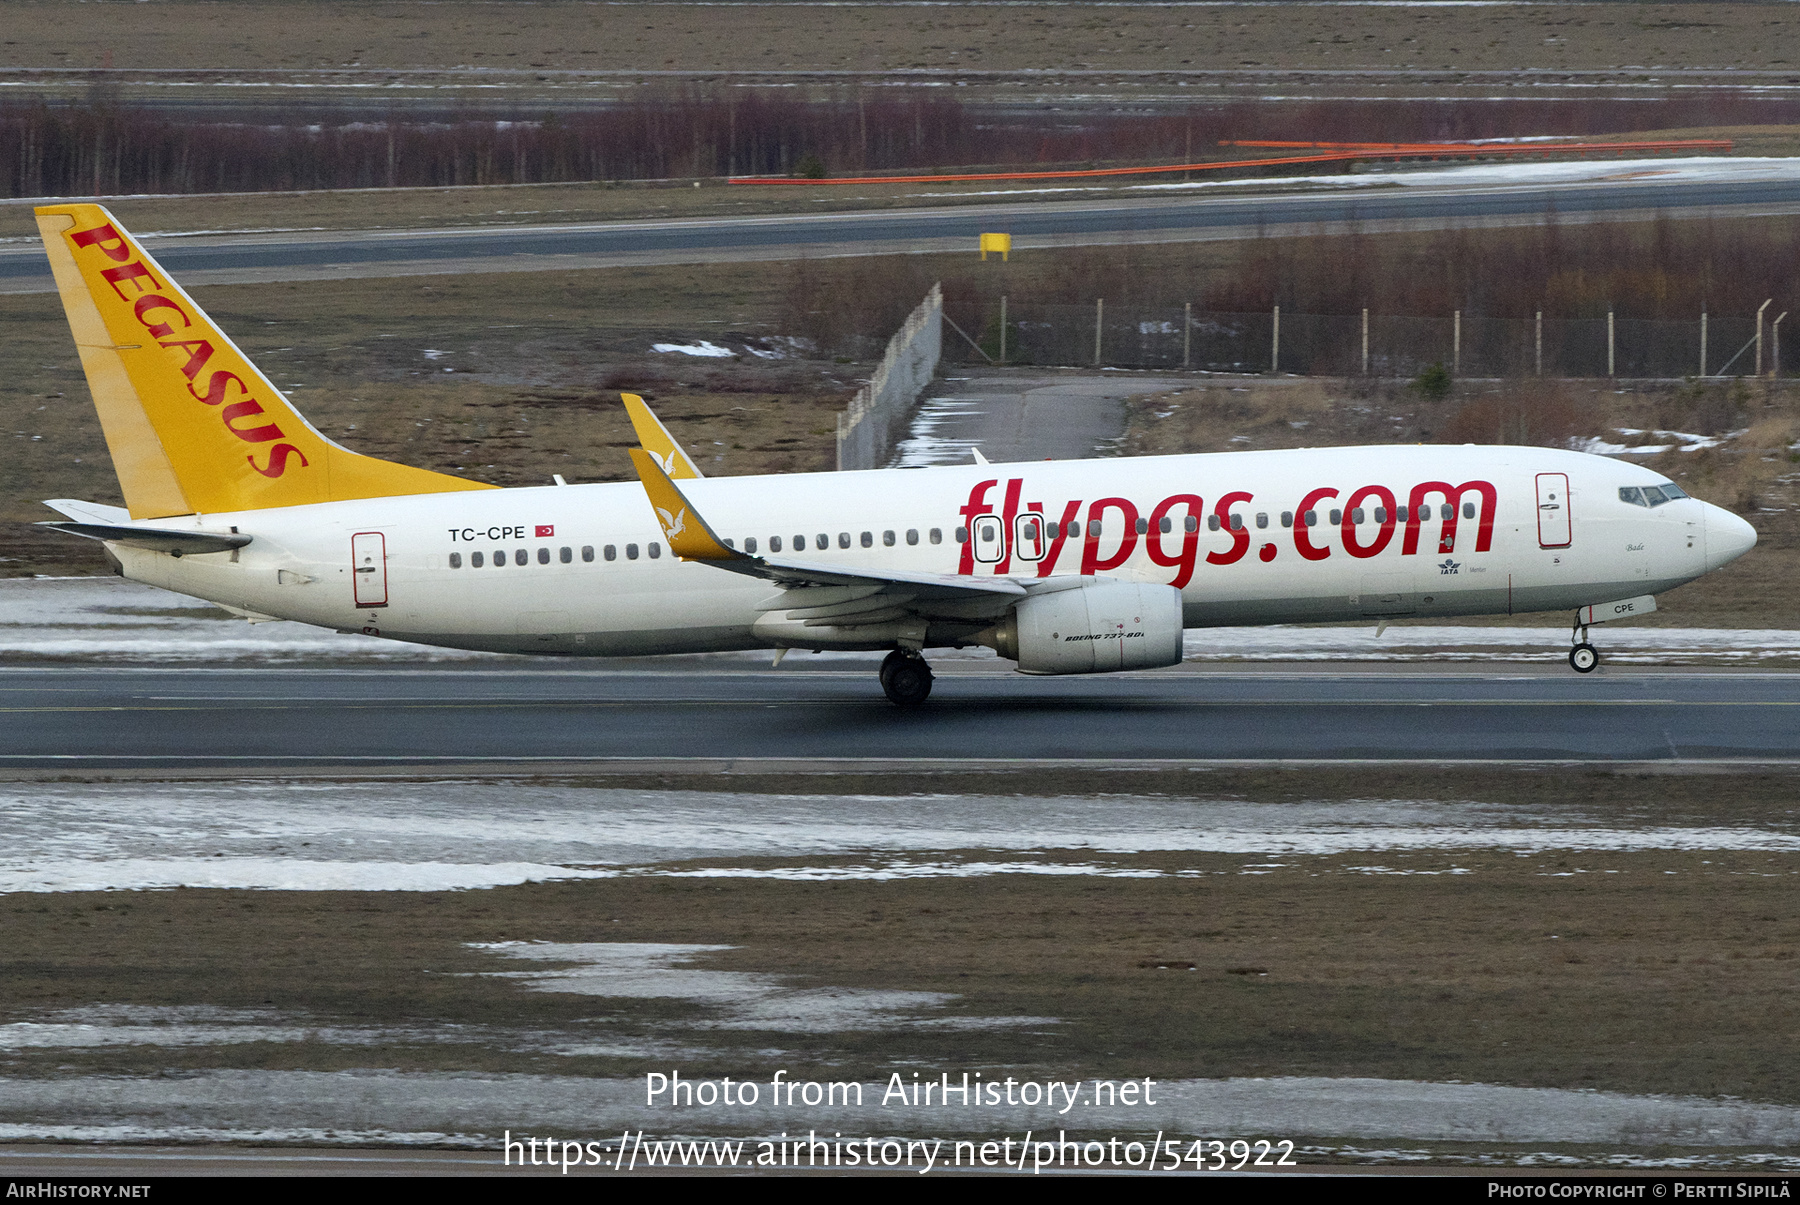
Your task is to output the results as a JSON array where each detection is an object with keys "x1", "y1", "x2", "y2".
[{"x1": 979, "y1": 580, "x2": 1185, "y2": 675}]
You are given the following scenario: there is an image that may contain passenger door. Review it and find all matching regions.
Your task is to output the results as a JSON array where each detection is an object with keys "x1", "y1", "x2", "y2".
[
  {"x1": 1536, "y1": 473, "x2": 1571, "y2": 549},
  {"x1": 351, "y1": 531, "x2": 389, "y2": 607}
]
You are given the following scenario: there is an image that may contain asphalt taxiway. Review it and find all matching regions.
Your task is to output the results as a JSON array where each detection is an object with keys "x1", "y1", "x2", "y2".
[
  {"x1": 5, "y1": 174, "x2": 1800, "y2": 292},
  {"x1": 3, "y1": 665, "x2": 1797, "y2": 769}
]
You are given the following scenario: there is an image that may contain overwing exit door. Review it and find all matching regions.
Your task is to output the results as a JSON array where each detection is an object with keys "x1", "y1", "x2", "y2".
[
  {"x1": 1536, "y1": 473, "x2": 1571, "y2": 548},
  {"x1": 352, "y1": 532, "x2": 389, "y2": 607}
]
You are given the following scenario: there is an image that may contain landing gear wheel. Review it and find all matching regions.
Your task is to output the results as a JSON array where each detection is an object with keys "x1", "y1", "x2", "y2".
[
  {"x1": 1569, "y1": 643, "x2": 1599, "y2": 674},
  {"x1": 881, "y1": 655, "x2": 933, "y2": 707},
  {"x1": 878, "y1": 649, "x2": 908, "y2": 693}
]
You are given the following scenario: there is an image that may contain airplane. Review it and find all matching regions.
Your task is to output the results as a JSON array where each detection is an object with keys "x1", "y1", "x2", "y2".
[{"x1": 29, "y1": 203, "x2": 1757, "y2": 706}]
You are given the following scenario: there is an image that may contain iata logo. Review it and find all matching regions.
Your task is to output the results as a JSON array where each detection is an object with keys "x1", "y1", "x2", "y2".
[{"x1": 1439, "y1": 558, "x2": 1460, "y2": 575}]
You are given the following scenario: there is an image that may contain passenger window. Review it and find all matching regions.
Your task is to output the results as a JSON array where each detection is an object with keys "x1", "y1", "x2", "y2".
[
  {"x1": 1303, "y1": 510, "x2": 1317, "y2": 527},
  {"x1": 1229, "y1": 514, "x2": 1243, "y2": 531},
  {"x1": 1159, "y1": 516, "x2": 1172, "y2": 534},
  {"x1": 770, "y1": 535, "x2": 783, "y2": 553},
  {"x1": 930, "y1": 528, "x2": 942, "y2": 544},
  {"x1": 1373, "y1": 507, "x2": 1386, "y2": 524},
  {"x1": 583, "y1": 546, "x2": 596, "y2": 562},
  {"x1": 793, "y1": 535, "x2": 806, "y2": 551},
  {"x1": 883, "y1": 530, "x2": 895, "y2": 547},
  {"x1": 1135, "y1": 517, "x2": 1149, "y2": 535},
  {"x1": 1208, "y1": 514, "x2": 1221, "y2": 532},
  {"x1": 1330, "y1": 509, "x2": 1343, "y2": 525},
  {"x1": 861, "y1": 531, "x2": 873, "y2": 548},
  {"x1": 816, "y1": 533, "x2": 828, "y2": 548},
  {"x1": 537, "y1": 548, "x2": 550, "y2": 565},
  {"x1": 724, "y1": 538, "x2": 735, "y2": 549},
  {"x1": 745, "y1": 537, "x2": 758, "y2": 554},
  {"x1": 449, "y1": 552, "x2": 462, "y2": 568},
  {"x1": 1441, "y1": 504, "x2": 1453, "y2": 521},
  {"x1": 626, "y1": 544, "x2": 639, "y2": 560},
  {"x1": 906, "y1": 529, "x2": 919, "y2": 545},
  {"x1": 493, "y1": 552, "x2": 506, "y2": 568},
  {"x1": 471, "y1": 551, "x2": 484, "y2": 567},
  {"x1": 1184, "y1": 515, "x2": 1198, "y2": 533},
  {"x1": 1255, "y1": 513, "x2": 1268, "y2": 529},
  {"x1": 600, "y1": 546, "x2": 613, "y2": 562},
  {"x1": 838, "y1": 532, "x2": 850, "y2": 549},
  {"x1": 955, "y1": 527, "x2": 968, "y2": 543},
  {"x1": 514, "y1": 549, "x2": 528, "y2": 566},
  {"x1": 1463, "y1": 502, "x2": 1476, "y2": 520},
  {"x1": 1087, "y1": 520, "x2": 1102, "y2": 538},
  {"x1": 649, "y1": 542, "x2": 661, "y2": 558},
  {"x1": 1280, "y1": 511, "x2": 1293, "y2": 528},
  {"x1": 1351, "y1": 509, "x2": 1365, "y2": 524},
  {"x1": 560, "y1": 547, "x2": 572, "y2": 564},
  {"x1": 1618, "y1": 487, "x2": 1645, "y2": 506}
]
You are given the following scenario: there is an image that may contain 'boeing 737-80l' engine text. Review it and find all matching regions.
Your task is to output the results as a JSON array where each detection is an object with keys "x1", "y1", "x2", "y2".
[{"x1": 32, "y1": 204, "x2": 1757, "y2": 705}]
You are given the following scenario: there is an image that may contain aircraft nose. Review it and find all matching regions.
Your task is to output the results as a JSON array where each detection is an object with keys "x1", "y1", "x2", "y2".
[{"x1": 1706, "y1": 504, "x2": 1758, "y2": 571}]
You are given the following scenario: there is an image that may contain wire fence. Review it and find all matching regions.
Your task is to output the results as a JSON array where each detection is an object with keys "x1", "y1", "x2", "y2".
[{"x1": 943, "y1": 301, "x2": 1787, "y2": 380}]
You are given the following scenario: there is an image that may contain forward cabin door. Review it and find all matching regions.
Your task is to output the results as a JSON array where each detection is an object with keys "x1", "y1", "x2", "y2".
[
  {"x1": 351, "y1": 531, "x2": 389, "y2": 607},
  {"x1": 1536, "y1": 473, "x2": 1572, "y2": 549}
]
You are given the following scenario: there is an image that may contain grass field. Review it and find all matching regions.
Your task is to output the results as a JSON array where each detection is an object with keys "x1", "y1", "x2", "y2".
[
  {"x1": 3, "y1": 766, "x2": 1796, "y2": 1130},
  {"x1": 6, "y1": 1, "x2": 1799, "y2": 81}
]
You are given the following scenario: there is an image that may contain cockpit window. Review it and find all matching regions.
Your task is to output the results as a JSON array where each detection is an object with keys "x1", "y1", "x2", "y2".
[
  {"x1": 1661, "y1": 483, "x2": 1689, "y2": 500},
  {"x1": 1618, "y1": 487, "x2": 1644, "y2": 507},
  {"x1": 1641, "y1": 486, "x2": 1668, "y2": 507}
]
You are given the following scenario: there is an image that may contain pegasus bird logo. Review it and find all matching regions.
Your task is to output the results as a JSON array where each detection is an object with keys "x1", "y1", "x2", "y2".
[
  {"x1": 652, "y1": 448, "x2": 680, "y2": 475},
  {"x1": 656, "y1": 506, "x2": 687, "y2": 538}
]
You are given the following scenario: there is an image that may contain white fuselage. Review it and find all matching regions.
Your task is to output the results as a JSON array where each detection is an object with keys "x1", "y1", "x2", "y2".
[{"x1": 107, "y1": 445, "x2": 1752, "y2": 659}]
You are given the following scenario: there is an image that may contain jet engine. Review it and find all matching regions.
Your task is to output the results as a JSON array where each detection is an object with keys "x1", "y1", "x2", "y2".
[{"x1": 978, "y1": 580, "x2": 1185, "y2": 675}]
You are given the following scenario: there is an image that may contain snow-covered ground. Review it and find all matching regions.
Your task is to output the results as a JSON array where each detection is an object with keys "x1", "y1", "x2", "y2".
[
  {"x1": 2, "y1": 1066, "x2": 1797, "y2": 1163},
  {"x1": 3, "y1": 779, "x2": 1795, "y2": 895},
  {"x1": 5, "y1": 577, "x2": 1797, "y2": 665}
]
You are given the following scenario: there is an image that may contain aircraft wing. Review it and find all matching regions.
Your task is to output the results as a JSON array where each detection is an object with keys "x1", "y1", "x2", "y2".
[{"x1": 628, "y1": 448, "x2": 1029, "y2": 626}]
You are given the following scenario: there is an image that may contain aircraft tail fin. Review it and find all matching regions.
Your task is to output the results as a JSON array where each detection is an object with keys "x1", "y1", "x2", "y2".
[
  {"x1": 35, "y1": 203, "x2": 496, "y2": 519},
  {"x1": 622, "y1": 393, "x2": 704, "y2": 479}
]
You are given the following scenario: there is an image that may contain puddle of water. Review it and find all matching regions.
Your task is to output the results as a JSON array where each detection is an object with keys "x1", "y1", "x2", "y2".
[{"x1": 472, "y1": 942, "x2": 1022, "y2": 1033}]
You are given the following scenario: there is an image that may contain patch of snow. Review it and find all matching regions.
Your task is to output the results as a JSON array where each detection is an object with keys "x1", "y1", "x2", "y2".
[{"x1": 651, "y1": 340, "x2": 734, "y2": 358}]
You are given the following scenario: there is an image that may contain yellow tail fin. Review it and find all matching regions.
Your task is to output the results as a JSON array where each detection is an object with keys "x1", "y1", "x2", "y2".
[
  {"x1": 36, "y1": 204, "x2": 495, "y2": 518},
  {"x1": 621, "y1": 393, "x2": 704, "y2": 479},
  {"x1": 628, "y1": 448, "x2": 738, "y2": 561}
]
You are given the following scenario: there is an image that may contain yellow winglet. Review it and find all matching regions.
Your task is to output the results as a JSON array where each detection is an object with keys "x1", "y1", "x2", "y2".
[
  {"x1": 628, "y1": 448, "x2": 740, "y2": 561},
  {"x1": 622, "y1": 394, "x2": 703, "y2": 479}
]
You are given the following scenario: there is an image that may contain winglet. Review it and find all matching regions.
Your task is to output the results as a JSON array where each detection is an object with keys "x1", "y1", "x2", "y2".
[
  {"x1": 622, "y1": 394, "x2": 704, "y2": 479},
  {"x1": 627, "y1": 448, "x2": 742, "y2": 561}
]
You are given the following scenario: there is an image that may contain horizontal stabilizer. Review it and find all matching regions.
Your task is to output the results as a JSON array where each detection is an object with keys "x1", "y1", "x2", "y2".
[{"x1": 37, "y1": 521, "x2": 251, "y2": 556}]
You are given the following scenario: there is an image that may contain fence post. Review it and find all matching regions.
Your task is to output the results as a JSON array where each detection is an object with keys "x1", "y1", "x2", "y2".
[
  {"x1": 1700, "y1": 310, "x2": 1708, "y2": 378},
  {"x1": 1094, "y1": 298, "x2": 1104, "y2": 367},
  {"x1": 1183, "y1": 301, "x2": 1192, "y2": 370},
  {"x1": 1271, "y1": 304, "x2": 1280, "y2": 374},
  {"x1": 1775, "y1": 311, "x2": 1788, "y2": 379},
  {"x1": 1535, "y1": 310, "x2": 1543, "y2": 377},
  {"x1": 1361, "y1": 308, "x2": 1369, "y2": 376},
  {"x1": 1757, "y1": 299, "x2": 1772, "y2": 377},
  {"x1": 1453, "y1": 310, "x2": 1461, "y2": 376},
  {"x1": 1607, "y1": 309, "x2": 1615, "y2": 378},
  {"x1": 999, "y1": 295, "x2": 1008, "y2": 365}
]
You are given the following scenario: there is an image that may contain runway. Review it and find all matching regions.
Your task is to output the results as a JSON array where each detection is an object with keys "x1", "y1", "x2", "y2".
[
  {"x1": 5, "y1": 173, "x2": 1800, "y2": 292},
  {"x1": 3, "y1": 665, "x2": 1797, "y2": 769}
]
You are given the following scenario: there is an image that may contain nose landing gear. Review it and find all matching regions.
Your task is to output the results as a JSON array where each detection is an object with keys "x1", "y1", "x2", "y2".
[
  {"x1": 1569, "y1": 616, "x2": 1599, "y2": 674},
  {"x1": 879, "y1": 649, "x2": 934, "y2": 706}
]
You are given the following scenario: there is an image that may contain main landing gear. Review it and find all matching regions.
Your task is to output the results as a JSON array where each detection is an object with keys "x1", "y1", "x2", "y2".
[
  {"x1": 1569, "y1": 616, "x2": 1600, "y2": 674},
  {"x1": 880, "y1": 649, "x2": 934, "y2": 707}
]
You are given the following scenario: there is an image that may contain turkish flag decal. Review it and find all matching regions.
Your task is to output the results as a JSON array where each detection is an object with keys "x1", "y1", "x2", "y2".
[{"x1": 536, "y1": 524, "x2": 554, "y2": 538}]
